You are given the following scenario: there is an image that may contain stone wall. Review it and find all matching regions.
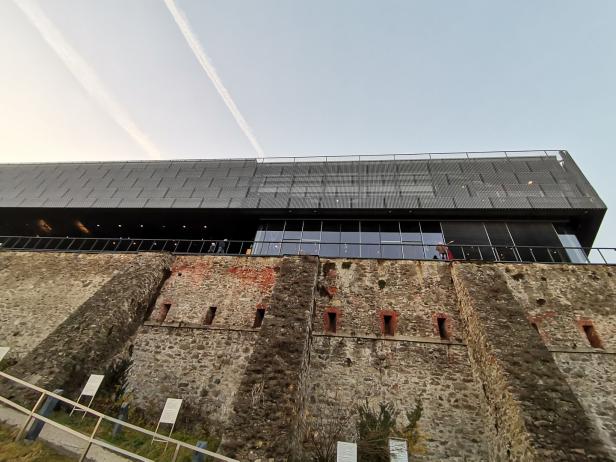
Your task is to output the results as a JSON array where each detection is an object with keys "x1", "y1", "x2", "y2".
[
  {"x1": 0, "y1": 251, "x2": 614, "y2": 461},
  {"x1": 221, "y1": 256, "x2": 319, "y2": 461},
  {"x1": 148, "y1": 255, "x2": 279, "y2": 326},
  {"x1": 128, "y1": 326, "x2": 257, "y2": 426},
  {"x1": 452, "y1": 262, "x2": 612, "y2": 461},
  {"x1": 0, "y1": 251, "x2": 142, "y2": 362},
  {"x1": 3, "y1": 252, "x2": 171, "y2": 395},
  {"x1": 307, "y1": 259, "x2": 487, "y2": 460}
]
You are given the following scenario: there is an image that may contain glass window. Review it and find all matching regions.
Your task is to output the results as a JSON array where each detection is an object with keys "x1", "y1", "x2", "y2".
[
  {"x1": 300, "y1": 220, "x2": 321, "y2": 255},
  {"x1": 441, "y1": 222, "x2": 493, "y2": 261},
  {"x1": 420, "y1": 221, "x2": 444, "y2": 260},
  {"x1": 401, "y1": 221, "x2": 424, "y2": 259},
  {"x1": 507, "y1": 222, "x2": 561, "y2": 262},
  {"x1": 263, "y1": 221, "x2": 283, "y2": 255},
  {"x1": 380, "y1": 222, "x2": 402, "y2": 259},
  {"x1": 253, "y1": 224, "x2": 266, "y2": 255},
  {"x1": 361, "y1": 222, "x2": 380, "y2": 258},
  {"x1": 283, "y1": 220, "x2": 302, "y2": 241},
  {"x1": 320, "y1": 221, "x2": 340, "y2": 257},
  {"x1": 340, "y1": 221, "x2": 360, "y2": 258},
  {"x1": 484, "y1": 222, "x2": 517, "y2": 262},
  {"x1": 555, "y1": 224, "x2": 587, "y2": 263}
]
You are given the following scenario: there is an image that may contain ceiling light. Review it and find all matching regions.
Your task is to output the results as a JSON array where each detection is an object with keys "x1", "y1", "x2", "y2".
[
  {"x1": 528, "y1": 181, "x2": 533, "y2": 185},
  {"x1": 118, "y1": 224, "x2": 122, "y2": 228},
  {"x1": 140, "y1": 224, "x2": 144, "y2": 228}
]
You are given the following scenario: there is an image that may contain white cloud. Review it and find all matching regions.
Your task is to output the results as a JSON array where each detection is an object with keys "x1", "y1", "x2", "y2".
[
  {"x1": 12, "y1": 0, "x2": 164, "y2": 160},
  {"x1": 164, "y1": 0, "x2": 265, "y2": 158}
]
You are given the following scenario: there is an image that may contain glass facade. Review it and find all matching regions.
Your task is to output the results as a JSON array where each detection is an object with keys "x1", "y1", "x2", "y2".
[{"x1": 252, "y1": 219, "x2": 585, "y2": 263}]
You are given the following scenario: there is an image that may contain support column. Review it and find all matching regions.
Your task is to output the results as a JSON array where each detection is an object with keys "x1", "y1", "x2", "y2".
[
  {"x1": 221, "y1": 256, "x2": 319, "y2": 460},
  {"x1": 451, "y1": 262, "x2": 611, "y2": 461}
]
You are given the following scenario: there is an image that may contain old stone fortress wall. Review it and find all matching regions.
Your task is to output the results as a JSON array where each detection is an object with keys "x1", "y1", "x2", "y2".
[{"x1": 0, "y1": 250, "x2": 614, "y2": 461}]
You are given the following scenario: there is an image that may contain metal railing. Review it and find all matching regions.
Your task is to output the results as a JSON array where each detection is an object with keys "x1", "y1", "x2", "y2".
[
  {"x1": 0, "y1": 370, "x2": 237, "y2": 462},
  {"x1": 1, "y1": 235, "x2": 614, "y2": 265},
  {"x1": 256, "y1": 149, "x2": 564, "y2": 164}
]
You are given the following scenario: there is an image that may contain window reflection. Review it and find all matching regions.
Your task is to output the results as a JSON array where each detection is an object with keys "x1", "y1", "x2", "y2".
[
  {"x1": 420, "y1": 222, "x2": 444, "y2": 259},
  {"x1": 361, "y1": 222, "x2": 380, "y2": 258},
  {"x1": 401, "y1": 221, "x2": 424, "y2": 259},
  {"x1": 340, "y1": 221, "x2": 360, "y2": 258},
  {"x1": 380, "y1": 222, "x2": 402, "y2": 259},
  {"x1": 253, "y1": 219, "x2": 585, "y2": 263}
]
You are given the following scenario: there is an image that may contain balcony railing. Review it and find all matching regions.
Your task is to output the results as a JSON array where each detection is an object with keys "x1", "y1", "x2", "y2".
[{"x1": 1, "y1": 235, "x2": 614, "y2": 265}]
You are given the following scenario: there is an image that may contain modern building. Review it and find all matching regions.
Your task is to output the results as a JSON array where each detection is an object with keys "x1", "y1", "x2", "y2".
[{"x1": 0, "y1": 150, "x2": 607, "y2": 263}]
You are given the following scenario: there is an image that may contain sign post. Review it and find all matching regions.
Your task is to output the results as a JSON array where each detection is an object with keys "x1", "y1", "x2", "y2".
[
  {"x1": 389, "y1": 437, "x2": 408, "y2": 462},
  {"x1": 337, "y1": 441, "x2": 357, "y2": 462},
  {"x1": 152, "y1": 398, "x2": 183, "y2": 450},
  {"x1": 70, "y1": 374, "x2": 104, "y2": 419}
]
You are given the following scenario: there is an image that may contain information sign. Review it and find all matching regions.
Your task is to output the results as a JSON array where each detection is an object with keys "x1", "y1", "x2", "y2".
[
  {"x1": 81, "y1": 374, "x2": 104, "y2": 397},
  {"x1": 159, "y1": 398, "x2": 183, "y2": 425},
  {"x1": 389, "y1": 438, "x2": 408, "y2": 462},
  {"x1": 337, "y1": 441, "x2": 357, "y2": 462}
]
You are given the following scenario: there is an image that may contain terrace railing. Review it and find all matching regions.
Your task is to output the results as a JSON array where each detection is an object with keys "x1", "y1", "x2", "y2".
[
  {"x1": 1, "y1": 235, "x2": 614, "y2": 265},
  {"x1": 0, "y1": 370, "x2": 237, "y2": 462}
]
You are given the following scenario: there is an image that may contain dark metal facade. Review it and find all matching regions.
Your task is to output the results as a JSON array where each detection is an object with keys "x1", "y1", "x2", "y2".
[{"x1": 0, "y1": 150, "x2": 605, "y2": 212}]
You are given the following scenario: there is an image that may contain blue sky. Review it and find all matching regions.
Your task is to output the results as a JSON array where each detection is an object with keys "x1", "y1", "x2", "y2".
[{"x1": 0, "y1": 1, "x2": 614, "y2": 245}]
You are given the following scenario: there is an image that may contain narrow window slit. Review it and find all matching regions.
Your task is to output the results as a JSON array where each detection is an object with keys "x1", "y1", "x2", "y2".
[
  {"x1": 383, "y1": 315, "x2": 394, "y2": 336},
  {"x1": 253, "y1": 308, "x2": 265, "y2": 328},
  {"x1": 583, "y1": 324, "x2": 603, "y2": 349},
  {"x1": 437, "y1": 317, "x2": 449, "y2": 340},
  {"x1": 159, "y1": 303, "x2": 171, "y2": 323},
  {"x1": 326, "y1": 311, "x2": 337, "y2": 333},
  {"x1": 204, "y1": 306, "x2": 217, "y2": 326}
]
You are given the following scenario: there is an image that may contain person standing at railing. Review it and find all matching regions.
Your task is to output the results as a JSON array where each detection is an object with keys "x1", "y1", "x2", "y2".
[{"x1": 436, "y1": 241, "x2": 454, "y2": 260}]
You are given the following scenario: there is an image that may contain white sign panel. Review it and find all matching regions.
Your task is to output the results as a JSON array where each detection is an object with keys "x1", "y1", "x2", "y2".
[
  {"x1": 337, "y1": 441, "x2": 357, "y2": 462},
  {"x1": 159, "y1": 398, "x2": 183, "y2": 425},
  {"x1": 0, "y1": 347, "x2": 9, "y2": 362},
  {"x1": 81, "y1": 374, "x2": 104, "y2": 397},
  {"x1": 389, "y1": 438, "x2": 408, "y2": 462}
]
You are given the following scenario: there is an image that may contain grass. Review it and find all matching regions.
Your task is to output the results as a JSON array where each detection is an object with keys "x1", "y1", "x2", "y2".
[
  {"x1": 49, "y1": 409, "x2": 220, "y2": 462},
  {"x1": 0, "y1": 422, "x2": 74, "y2": 462}
]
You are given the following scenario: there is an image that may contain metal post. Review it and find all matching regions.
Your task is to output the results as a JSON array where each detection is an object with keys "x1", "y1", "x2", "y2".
[
  {"x1": 24, "y1": 389, "x2": 63, "y2": 441},
  {"x1": 171, "y1": 442, "x2": 182, "y2": 462},
  {"x1": 112, "y1": 403, "x2": 129, "y2": 438},
  {"x1": 597, "y1": 249, "x2": 608, "y2": 264},
  {"x1": 15, "y1": 392, "x2": 47, "y2": 441},
  {"x1": 78, "y1": 415, "x2": 102, "y2": 462}
]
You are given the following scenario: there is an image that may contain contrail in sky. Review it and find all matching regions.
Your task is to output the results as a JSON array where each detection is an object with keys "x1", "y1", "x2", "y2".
[
  {"x1": 13, "y1": 0, "x2": 164, "y2": 160},
  {"x1": 164, "y1": 0, "x2": 265, "y2": 159}
]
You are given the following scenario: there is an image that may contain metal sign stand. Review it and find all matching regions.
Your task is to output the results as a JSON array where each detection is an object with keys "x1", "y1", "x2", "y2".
[
  {"x1": 70, "y1": 374, "x2": 104, "y2": 420},
  {"x1": 152, "y1": 398, "x2": 183, "y2": 451}
]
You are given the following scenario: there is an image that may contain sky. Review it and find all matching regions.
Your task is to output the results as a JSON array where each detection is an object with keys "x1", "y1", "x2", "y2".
[{"x1": 0, "y1": 0, "x2": 614, "y2": 245}]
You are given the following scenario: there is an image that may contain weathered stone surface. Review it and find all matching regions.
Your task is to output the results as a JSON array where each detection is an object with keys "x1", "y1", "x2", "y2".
[
  {"x1": 149, "y1": 255, "x2": 279, "y2": 326},
  {"x1": 220, "y1": 256, "x2": 319, "y2": 461},
  {"x1": 2, "y1": 252, "x2": 171, "y2": 395},
  {"x1": 128, "y1": 326, "x2": 257, "y2": 425},
  {"x1": 1, "y1": 251, "x2": 614, "y2": 461},
  {"x1": 452, "y1": 262, "x2": 612, "y2": 461},
  {"x1": 0, "y1": 251, "x2": 142, "y2": 361}
]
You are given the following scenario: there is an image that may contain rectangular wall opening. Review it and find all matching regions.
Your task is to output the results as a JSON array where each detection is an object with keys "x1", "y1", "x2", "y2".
[
  {"x1": 253, "y1": 308, "x2": 265, "y2": 328},
  {"x1": 159, "y1": 303, "x2": 171, "y2": 323},
  {"x1": 437, "y1": 317, "x2": 449, "y2": 340},
  {"x1": 204, "y1": 306, "x2": 217, "y2": 326},
  {"x1": 583, "y1": 324, "x2": 603, "y2": 348},
  {"x1": 383, "y1": 315, "x2": 394, "y2": 336},
  {"x1": 326, "y1": 311, "x2": 337, "y2": 333}
]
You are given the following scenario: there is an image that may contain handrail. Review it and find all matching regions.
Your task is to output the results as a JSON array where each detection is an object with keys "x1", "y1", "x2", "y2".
[
  {"x1": 0, "y1": 370, "x2": 238, "y2": 462},
  {"x1": 0, "y1": 149, "x2": 565, "y2": 167},
  {"x1": 0, "y1": 235, "x2": 614, "y2": 264}
]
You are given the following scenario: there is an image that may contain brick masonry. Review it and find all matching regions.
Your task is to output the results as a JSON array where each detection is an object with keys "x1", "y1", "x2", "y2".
[{"x1": 0, "y1": 251, "x2": 614, "y2": 460}]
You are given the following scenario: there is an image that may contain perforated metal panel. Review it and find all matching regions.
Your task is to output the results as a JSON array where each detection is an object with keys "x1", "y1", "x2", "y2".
[{"x1": 0, "y1": 151, "x2": 605, "y2": 214}]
